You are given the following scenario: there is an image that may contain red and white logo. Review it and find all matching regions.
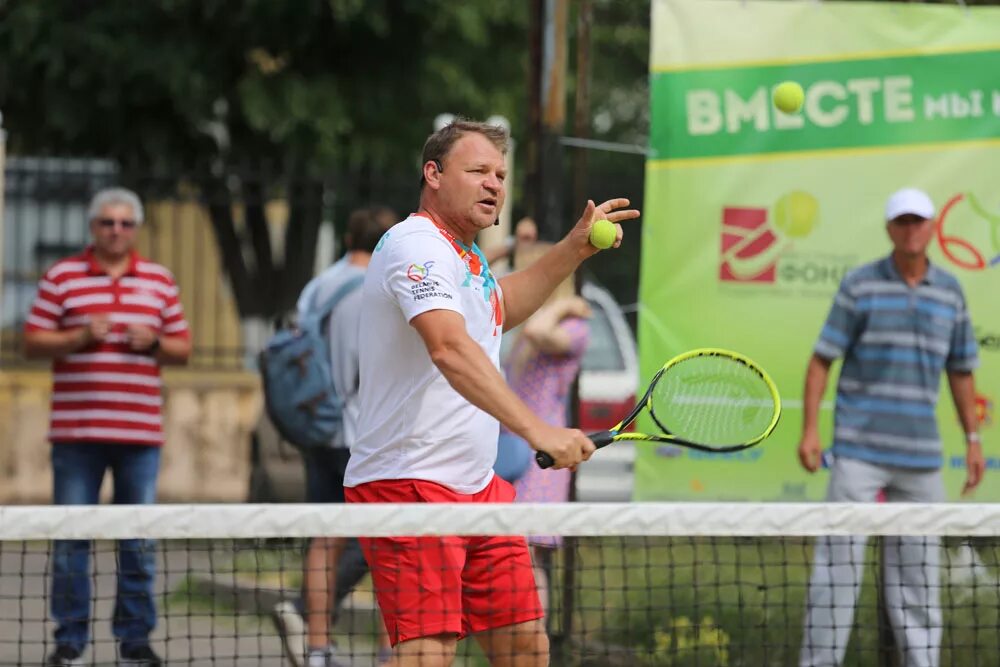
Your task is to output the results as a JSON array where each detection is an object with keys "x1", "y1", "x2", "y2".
[
  {"x1": 719, "y1": 207, "x2": 780, "y2": 283},
  {"x1": 719, "y1": 191, "x2": 820, "y2": 283}
]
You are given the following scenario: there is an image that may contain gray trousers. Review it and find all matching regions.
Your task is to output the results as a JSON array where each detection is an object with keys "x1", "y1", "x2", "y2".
[{"x1": 799, "y1": 456, "x2": 944, "y2": 667}]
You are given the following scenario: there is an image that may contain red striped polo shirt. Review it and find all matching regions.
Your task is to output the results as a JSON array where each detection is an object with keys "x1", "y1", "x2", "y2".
[{"x1": 25, "y1": 246, "x2": 190, "y2": 446}]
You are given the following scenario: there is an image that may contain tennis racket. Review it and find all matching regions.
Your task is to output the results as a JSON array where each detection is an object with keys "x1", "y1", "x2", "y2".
[{"x1": 536, "y1": 347, "x2": 781, "y2": 469}]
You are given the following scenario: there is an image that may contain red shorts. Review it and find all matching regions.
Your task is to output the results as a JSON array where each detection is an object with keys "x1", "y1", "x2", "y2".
[{"x1": 345, "y1": 475, "x2": 543, "y2": 646}]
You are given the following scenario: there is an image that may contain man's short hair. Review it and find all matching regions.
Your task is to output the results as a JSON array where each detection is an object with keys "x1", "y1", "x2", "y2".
[
  {"x1": 420, "y1": 119, "x2": 509, "y2": 186},
  {"x1": 346, "y1": 206, "x2": 397, "y2": 253},
  {"x1": 87, "y1": 187, "x2": 145, "y2": 225}
]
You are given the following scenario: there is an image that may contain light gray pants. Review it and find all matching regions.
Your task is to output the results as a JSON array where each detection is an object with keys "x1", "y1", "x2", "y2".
[{"x1": 799, "y1": 456, "x2": 944, "y2": 667}]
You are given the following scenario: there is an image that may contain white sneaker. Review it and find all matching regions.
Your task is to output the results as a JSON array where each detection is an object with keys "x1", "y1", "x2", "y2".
[
  {"x1": 271, "y1": 600, "x2": 306, "y2": 667},
  {"x1": 307, "y1": 647, "x2": 353, "y2": 667}
]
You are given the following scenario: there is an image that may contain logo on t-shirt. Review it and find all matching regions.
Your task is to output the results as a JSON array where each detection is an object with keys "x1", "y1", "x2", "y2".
[{"x1": 406, "y1": 261, "x2": 434, "y2": 282}]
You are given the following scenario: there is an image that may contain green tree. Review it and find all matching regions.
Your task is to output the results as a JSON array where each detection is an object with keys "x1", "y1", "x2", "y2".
[{"x1": 0, "y1": 0, "x2": 531, "y2": 316}]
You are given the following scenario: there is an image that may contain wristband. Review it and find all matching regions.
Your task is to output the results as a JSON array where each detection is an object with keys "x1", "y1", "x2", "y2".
[
  {"x1": 149, "y1": 336, "x2": 161, "y2": 355},
  {"x1": 966, "y1": 432, "x2": 981, "y2": 445}
]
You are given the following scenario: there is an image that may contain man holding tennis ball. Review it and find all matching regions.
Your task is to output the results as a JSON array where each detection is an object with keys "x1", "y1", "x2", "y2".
[
  {"x1": 344, "y1": 118, "x2": 638, "y2": 666},
  {"x1": 588, "y1": 218, "x2": 617, "y2": 249}
]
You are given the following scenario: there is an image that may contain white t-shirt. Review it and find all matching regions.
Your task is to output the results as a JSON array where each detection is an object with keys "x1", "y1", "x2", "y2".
[
  {"x1": 345, "y1": 214, "x2": 505, "y2": 493},
  {"x1": 296, "y1": 258, "x2": 366, "y2": 448}
]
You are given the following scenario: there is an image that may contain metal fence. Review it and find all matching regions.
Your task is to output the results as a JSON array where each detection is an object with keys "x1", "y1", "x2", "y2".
[
  {"x1": 0, "y1": 157, "x2": 420, "y2": 370},
  {"x1": 1, "y1": 152, "x2": 644, "y2": 369},
  {"x1": 2, "y1": 157, "x2": 128, "y2": 367}
]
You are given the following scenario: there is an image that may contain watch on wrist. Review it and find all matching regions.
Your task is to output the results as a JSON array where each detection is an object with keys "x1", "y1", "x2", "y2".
[{"x1": 966, "y1": 432, "x2": 981, "y2": 445}]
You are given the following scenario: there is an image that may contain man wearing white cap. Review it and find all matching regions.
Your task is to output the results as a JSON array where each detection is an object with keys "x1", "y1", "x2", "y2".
[{"x1": 796, "y1": 188, "x2": 984, "y2": 667}]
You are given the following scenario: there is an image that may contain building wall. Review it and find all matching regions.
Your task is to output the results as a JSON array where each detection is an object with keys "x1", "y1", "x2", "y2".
[{"x1": 0, "y1": 369, "x2": 262, "y2": 504}]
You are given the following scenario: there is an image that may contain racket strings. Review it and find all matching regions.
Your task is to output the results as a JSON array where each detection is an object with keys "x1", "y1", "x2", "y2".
[{"x1": 650, "y1": 354, "x2": 776, "y2": 445}]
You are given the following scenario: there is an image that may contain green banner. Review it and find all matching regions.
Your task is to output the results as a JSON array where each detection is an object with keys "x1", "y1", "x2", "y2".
[
  {"x1": 637, "y1": 0, "x2": 1000, "y2": 502},
  {"x1": 652, "y1": 51, "x2": 1000, "y2": 161}
]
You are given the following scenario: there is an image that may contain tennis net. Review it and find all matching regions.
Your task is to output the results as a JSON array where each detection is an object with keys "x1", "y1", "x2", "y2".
[{"x1": 1, "y1": 502, "x2": 998, "y2": 666}]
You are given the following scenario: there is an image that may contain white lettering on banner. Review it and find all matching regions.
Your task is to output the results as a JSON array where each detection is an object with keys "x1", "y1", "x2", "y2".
[
  {"x1": 680, "y1": 78, "x2": 1000, "y2": 135},
  {"x1": 970, "y1": 90, "x2": 984, "y2": 117},
  {"x1": 725, "y1": 88, "x2": 769, "y2": 133},
  {"x1": 951, "y1": 93, "x2": 973, "y2": 118},
  {"x1": 924, "y1": 94, "x2": 949, "y2": 119},
  {"x1": 923, "y1": 92, "x2": 986, "y2": 119},
  {"x1": 686, "y1": 90, "x2": 723, "y2": 135},
  {"x1": 806, "y1": 81, "x2": 849, "y2": 128},
  {"x1": 774, "y1": 103, "x2": 805, "y2": 130},
  {"x1": 884, "y1": 76, "x2": 915, "y2": 122},
  {"x1": 846, "y1": 78, "x2": 880, "y2": 125}
]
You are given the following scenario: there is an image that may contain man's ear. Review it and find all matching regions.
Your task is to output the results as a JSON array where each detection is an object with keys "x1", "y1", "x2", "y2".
[{"x1": 423, "y1": 160, "x2": 443, "y2": 188}]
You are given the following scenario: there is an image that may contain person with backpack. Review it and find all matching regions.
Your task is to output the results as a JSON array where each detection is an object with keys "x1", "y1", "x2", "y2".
[{"x1": 264, "y1": 206, "x2": 397, "y2": 667}]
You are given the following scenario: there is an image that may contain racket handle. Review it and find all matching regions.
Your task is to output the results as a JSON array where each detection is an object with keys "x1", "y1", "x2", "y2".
[
  {"x1": 534, "y1": 431, "x2": 616, "y2": 469},
  {"x1": 589, "y1": 430, "x2": 616, "y2": 447},
  {"x1": 535, "y1": 451, "x2": 555, "y2": 469}
]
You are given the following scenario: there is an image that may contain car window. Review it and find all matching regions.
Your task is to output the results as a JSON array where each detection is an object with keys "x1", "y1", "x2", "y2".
[{"x1": 582, "y1": 299, "x2": 625, "y2": 372}]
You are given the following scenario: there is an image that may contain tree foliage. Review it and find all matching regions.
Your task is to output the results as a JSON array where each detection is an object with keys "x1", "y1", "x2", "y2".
[
  {"x1": 0, "y1": 0, "x2": 653, "y2": 317},
  {"x1": 0, "y1": 0, "x2": 532, "y2": 169},
  {"x1": 0, "y1": 1, "x2": 542, "y2": 317}
]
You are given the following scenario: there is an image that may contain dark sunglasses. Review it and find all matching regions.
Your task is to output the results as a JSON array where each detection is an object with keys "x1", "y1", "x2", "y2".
[
  {"x1": 889, "y1": 217, "x2": 930, "y2": 227},
  {"x1": 97, "y1": 218, "x2": 138, "y2": 229}
]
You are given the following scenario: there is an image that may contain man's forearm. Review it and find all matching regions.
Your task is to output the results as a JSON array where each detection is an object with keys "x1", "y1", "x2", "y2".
[
  {"x1": 499, "y1": 239, "x2": 583, "y2": 330},
  {"x1": 155, "y1": 335, "x2": 192, "y2": 366},
  {"x1": 428, "y1": 333, "x2": 545, "y2": 442},
  {"x1": 802, "y1": 355, "x2": 832, "y2": 435},
  {"x1": 948, "y1": 371, "x2": 979, "y2": 438},
  {"x1": 23, "y1": 329, "x2": 88, "y2": 359}
]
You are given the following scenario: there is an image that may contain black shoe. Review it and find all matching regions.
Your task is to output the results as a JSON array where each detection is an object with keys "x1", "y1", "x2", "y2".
[
  {"x1": 119, "y1": 644, "x2": 162, "y2": 666},
  {"x1": 45, "y1": 645, "x2": 83, "y2": 667}
]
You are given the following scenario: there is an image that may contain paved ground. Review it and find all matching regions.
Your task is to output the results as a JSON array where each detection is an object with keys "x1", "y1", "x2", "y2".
[{"x1": 0, "y1": 544, "x2": 384, "y2": 667}]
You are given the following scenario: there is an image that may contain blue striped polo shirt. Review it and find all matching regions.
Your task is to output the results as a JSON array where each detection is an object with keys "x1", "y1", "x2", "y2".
[{"x1": 814, "y1": 255, "x2": 978, "y2": 469}]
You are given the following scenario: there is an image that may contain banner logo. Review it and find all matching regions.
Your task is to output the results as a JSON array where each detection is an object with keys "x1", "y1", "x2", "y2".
[
  {"x1": 720, "y1": 191, "x2": 819, "y2": 283},
  {"x1": 935, "y1": 193, "x2": 1000, "y2": 271}
]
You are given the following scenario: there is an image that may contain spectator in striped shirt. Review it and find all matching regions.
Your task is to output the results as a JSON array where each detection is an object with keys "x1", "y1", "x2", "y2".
[
  {"x1": 797, "y1": 188, "x2": 984, "y2": 667},
  {"x1": 24, "y1": 187, "x2": 191, "y2": 667}
]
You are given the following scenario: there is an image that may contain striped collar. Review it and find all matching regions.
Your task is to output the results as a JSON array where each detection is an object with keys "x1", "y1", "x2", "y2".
[
  {"x1": 82, "y1": 245, "x2": 141, "y2": 277},
  {"x1": 877, "y1": 254, "x2": 942, "y2": 287}
]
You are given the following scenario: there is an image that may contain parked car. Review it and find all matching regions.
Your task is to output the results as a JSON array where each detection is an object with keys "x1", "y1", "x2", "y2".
[
  {"x1": 577, "y1": 281, "x2": 638, "y2": 434},
  {"x1": 247, "y1": 280, "x2": 638, "y2": 503},
  {"x1": 574, "y1": 281, "x2": 639, "y2": 502}
]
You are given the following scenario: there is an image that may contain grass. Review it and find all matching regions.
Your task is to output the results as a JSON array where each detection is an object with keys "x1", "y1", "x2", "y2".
[{"x1": 544, "y1": 536, "x2": 1000, "y2": 667}]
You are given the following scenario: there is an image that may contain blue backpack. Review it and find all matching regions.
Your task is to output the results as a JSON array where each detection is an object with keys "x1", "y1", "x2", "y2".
[{"x1": 258, "y1": 275, "x2": 365, "y2": 450}]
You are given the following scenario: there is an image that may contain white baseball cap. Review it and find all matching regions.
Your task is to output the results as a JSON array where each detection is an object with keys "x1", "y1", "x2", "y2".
[{"x1": 885, "y1": 188, "x2": 935, "y2": 222}]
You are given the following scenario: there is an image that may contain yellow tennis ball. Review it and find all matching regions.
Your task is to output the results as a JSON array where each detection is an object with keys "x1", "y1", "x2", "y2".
[
  {"x1": 773, "y1": 191, "x2": 819, "y2": 239},
  {"x1": 773, "y1": 81, "x2": 804, "y2": 114},
  {"x1": 589, "y1": 219, "x2": 616, "y2": 250}
]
